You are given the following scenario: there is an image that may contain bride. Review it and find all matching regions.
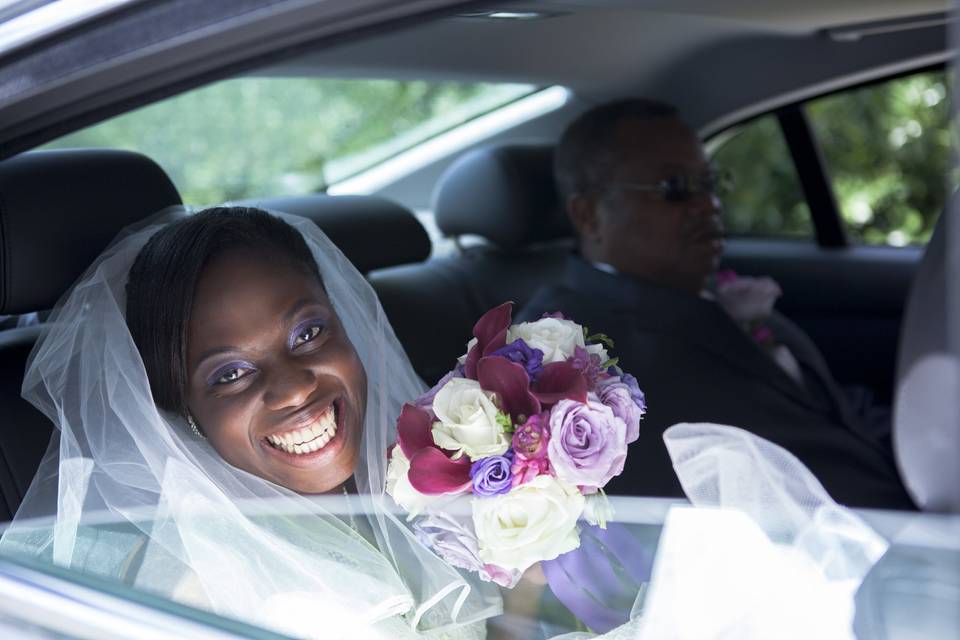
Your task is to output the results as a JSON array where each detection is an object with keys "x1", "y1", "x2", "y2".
[{"x1": 0, "y1": 206, "x2": 501, "y2": 638}]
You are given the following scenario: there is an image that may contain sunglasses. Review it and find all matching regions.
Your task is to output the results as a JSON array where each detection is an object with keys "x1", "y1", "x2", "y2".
[{"x1": 603, "y1": 169, "x2": 732, "y2": 203}]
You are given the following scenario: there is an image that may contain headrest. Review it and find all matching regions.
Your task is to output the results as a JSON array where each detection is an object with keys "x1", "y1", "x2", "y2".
[
  {"x1": 236, "y1": 195, "x2": 431, "y2": 273},
  {"x1": 894, "y1": 203, "x2": 960, "y2": 512},
  {"x1": 433, "y1": 144, "x2": 571, "y2": 249},
  {"x1": 0, "y1": 149, "x2": 182, "y2": 314}
]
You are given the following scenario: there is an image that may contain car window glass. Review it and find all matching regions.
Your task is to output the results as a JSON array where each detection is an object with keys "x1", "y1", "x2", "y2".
[
  {"x1": 40, "y1": 77, "x2": 534, "y2": 205},
  {"x1": 709, "y1": 114, "x2": 814, "y2": 239},
  {"x1": 807, "y1": 69, "x2": 952, "y2": 246}
]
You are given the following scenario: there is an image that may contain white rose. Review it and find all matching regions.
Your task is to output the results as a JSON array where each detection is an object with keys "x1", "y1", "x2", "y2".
[
  {"x1": 585, "y1": 342, "x2": 609, "y2": 364},
  {"x1": 457, "y1": 337, "x2": 478, "y2": 366},
  {"x1": 432, "y1": 378, "x2": 509, "y2": 460},
  {"x1": 385, "y1": 447, "x2": 453, "y2": 518},
  {"x1": 507, "y1": 318, "x2": 586, "y2": 364},
  {"x1": 472, "y1": 475, "x2": 585, "y2": 573}
]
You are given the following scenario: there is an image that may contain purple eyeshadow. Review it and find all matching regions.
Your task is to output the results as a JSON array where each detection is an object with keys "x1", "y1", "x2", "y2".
[
  {"x1": 207, "y1": 361, "x2": 256, "y2": 387},
  {"x1": 288, "y1": 318, "x2": 325, "y2": 350}
]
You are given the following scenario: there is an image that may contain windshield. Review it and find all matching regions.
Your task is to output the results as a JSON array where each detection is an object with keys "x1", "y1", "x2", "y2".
[{"x1": 40, "y1": 77, "x2": 535, "y2": 205}]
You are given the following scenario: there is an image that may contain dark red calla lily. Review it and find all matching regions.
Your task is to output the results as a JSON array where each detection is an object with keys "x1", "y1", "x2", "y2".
[
  {"x1": 464, "y1": 301, "x2": 514, "y2": 379},
  {"x1": 396, "y1": 404, "x2": 436, "y2": 459},
  {"x1": 394, "y1": 403, "x2": 472, "y2": 495},
  {"x1": 408, "y1": 448, "x2": 473, "y2": 495},
  {"x1": 477, "y1": 356, "x2": 540, "y2": 421},
  {"x1": 532, "y1": 361, "x2": 589, "y2": 406}
]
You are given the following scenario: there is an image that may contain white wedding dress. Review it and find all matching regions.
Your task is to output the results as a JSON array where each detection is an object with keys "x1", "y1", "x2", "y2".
[{"x1": 0, "y1": 206, "x2": 499, "y2": 639}]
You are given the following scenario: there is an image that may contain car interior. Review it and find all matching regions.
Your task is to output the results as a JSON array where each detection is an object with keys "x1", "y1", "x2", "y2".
[{"x1": 0, "y1": 0, "x2": 956, "y2": 525}]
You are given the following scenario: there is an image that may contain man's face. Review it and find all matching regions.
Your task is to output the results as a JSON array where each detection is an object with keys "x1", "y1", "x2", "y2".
[{"x1": 585, "y1": 116, "x2": 724, "y2": 292}]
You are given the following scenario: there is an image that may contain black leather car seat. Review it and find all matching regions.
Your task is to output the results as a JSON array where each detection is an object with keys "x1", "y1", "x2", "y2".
[
  {"x1": 369, "y1": 144, "x2": 574, "y2": 382},
  {"x1": 235, "y1": 194, "x2": 431, "y2": 274},
  {"x1": 0, "y1": 149, "x2": 182, "y2": 523}
]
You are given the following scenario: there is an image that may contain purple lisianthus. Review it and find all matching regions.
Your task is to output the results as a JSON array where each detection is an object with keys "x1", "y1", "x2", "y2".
[
  {"x1": 470, "y1": 455, "x2": 513, "y2": 496},
  {"x1": 490, "y1": 339, "x2": 544, "y2": 382},
  {"x1": 547, "y1": 397, "x2": 628, "y2": 492},
  {"x1": 596, "y1": 376, "x2": 646, "y2": 444},
  {"x1": 570, "y1": 346, "x2": 604, "y2": 390},
  {"x1": 413, "y1": 513, "x2": 484, "y2": 573}
]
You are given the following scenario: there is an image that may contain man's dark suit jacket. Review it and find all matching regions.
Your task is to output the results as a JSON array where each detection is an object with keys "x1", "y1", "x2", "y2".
[{"x1": 517, "y1": 256, "x2": 915, "y2": 510}]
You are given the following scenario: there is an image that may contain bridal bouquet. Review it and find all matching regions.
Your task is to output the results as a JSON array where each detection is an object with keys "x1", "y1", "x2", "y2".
[{"x1": 386, "y1": 302, "x2": 645, "y2": 587}]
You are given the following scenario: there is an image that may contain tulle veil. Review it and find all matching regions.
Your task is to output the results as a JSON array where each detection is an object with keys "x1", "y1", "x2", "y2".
[{"x1": 0, "y1": 206, "x2": 501, "y2": 638}]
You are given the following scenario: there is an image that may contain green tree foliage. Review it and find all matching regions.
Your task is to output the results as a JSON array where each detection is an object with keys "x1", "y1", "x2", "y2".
[
  {"x1": 42, "y1": 78, "x2": 529, "y2": 205},
  {"x1": 810, "y1": 70, "x2": 952, "y2": 245},
  {"x1": 711, "y1": 115, "x2": 813, "y2": 239},
  {"x1": 712, "y1": 70, "x2": 953, "y2": 246}
]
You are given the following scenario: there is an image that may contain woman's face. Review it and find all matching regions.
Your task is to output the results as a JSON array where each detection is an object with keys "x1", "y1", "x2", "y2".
[{"x1": 184, "y1": 247, "x2": 366, "y2": 494}]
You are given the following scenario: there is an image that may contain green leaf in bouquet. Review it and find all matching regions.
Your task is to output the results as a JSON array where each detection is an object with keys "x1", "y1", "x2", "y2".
[
  {"x1": 495, "y1": 409, "x2": 515, "y2": 433},
  {"x1": 587, "y1": 332, "x2": 615, "y2": 349}
]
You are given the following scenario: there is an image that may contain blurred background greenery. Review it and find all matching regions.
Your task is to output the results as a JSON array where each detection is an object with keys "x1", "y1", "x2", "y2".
[
  {"x1": 712, "y1": 69, "x2": 953, "y2": 246},
  {"x1": 42, "y1": 78, "x2": 532, "y2": 205},
  {"x1": 44, "y1": 71, "x2": 953, "y2": 248}
]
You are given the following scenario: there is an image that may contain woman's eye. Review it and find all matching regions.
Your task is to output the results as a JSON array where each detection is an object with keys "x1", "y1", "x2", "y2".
[
  {"x1": 292, "y1": 324, "x2": 323, "y2": 348},
  {"x1": 215, "y1": 367, "x2": 253, "y2": 385}
]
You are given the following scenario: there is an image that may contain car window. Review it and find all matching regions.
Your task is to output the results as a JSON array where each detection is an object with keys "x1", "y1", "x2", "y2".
[
  {"x1": 807, "y1": 69, "x2": 952, "y2": 247},
  {"x1": 711, "y1": 69, "x2": 952, "y2": 247},
  {"x1": 40, "y1": 77, "x2": 535, "y2": 205},
  {"x1": 709, "y1": 114, "x2": 814, "y2": 239}
]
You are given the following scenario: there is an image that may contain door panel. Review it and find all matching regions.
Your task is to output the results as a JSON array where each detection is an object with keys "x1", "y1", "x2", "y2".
[{"x1": 721, "y1": 238, "x2": 921, "y2": 404}]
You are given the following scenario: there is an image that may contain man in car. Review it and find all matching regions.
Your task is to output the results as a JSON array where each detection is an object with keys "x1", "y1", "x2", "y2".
[{"x1": 517, "y1": 98, "x2": 915, "y2": 510}]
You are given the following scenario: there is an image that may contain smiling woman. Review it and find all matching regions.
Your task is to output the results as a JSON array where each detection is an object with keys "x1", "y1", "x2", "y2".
[
  {"x1": 126, "y1": 208, "x2": 367, "y2": 494},
  {"x1": 0, "y1": 206, "x2": 501, "y2": 637}
]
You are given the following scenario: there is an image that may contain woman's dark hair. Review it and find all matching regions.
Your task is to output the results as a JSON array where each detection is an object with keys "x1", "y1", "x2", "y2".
[{"x1": 126, "y1": 206, "x2": 322, "y2": 418}]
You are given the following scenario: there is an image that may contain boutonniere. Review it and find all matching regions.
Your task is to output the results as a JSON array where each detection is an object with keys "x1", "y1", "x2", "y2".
[{"x1": 714, "y1": 269, "x2": 782, "y2": 346}]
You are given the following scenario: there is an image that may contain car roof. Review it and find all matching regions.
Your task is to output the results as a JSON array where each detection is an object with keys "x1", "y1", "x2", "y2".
[
  {"x1": 254, "y1": 0, "x2": 950, "y2": 131},
  {"x1": 0, "y1": 1, "x2": 950, "y2": 153}
]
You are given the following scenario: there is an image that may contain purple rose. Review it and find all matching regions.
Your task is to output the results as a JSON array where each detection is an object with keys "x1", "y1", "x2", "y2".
[
  {"x1": 470, "y1": 455, "x2": 513, "y2": 496},
  {"x1": 413, "y1": 513, "x2": 484, "y2": 573},
  {"x1": 490, "y1": 339, "x2": 544, "y2": 381},
  {"x1": 547, "y1": 398, "x2": 628, "y2": 491},
  {"x1": 596, "y1": 376, "x2": 646, "y2": 443}
]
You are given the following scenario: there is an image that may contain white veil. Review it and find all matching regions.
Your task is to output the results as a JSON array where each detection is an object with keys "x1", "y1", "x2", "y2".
[{"x1": 0, "y1": 207, "x2": 500, "y2": 638}]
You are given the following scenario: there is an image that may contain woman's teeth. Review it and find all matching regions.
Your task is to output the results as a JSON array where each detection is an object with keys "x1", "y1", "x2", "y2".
[{"x1": 266, "y1": 406, "x2": 337, "y2": 455}]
